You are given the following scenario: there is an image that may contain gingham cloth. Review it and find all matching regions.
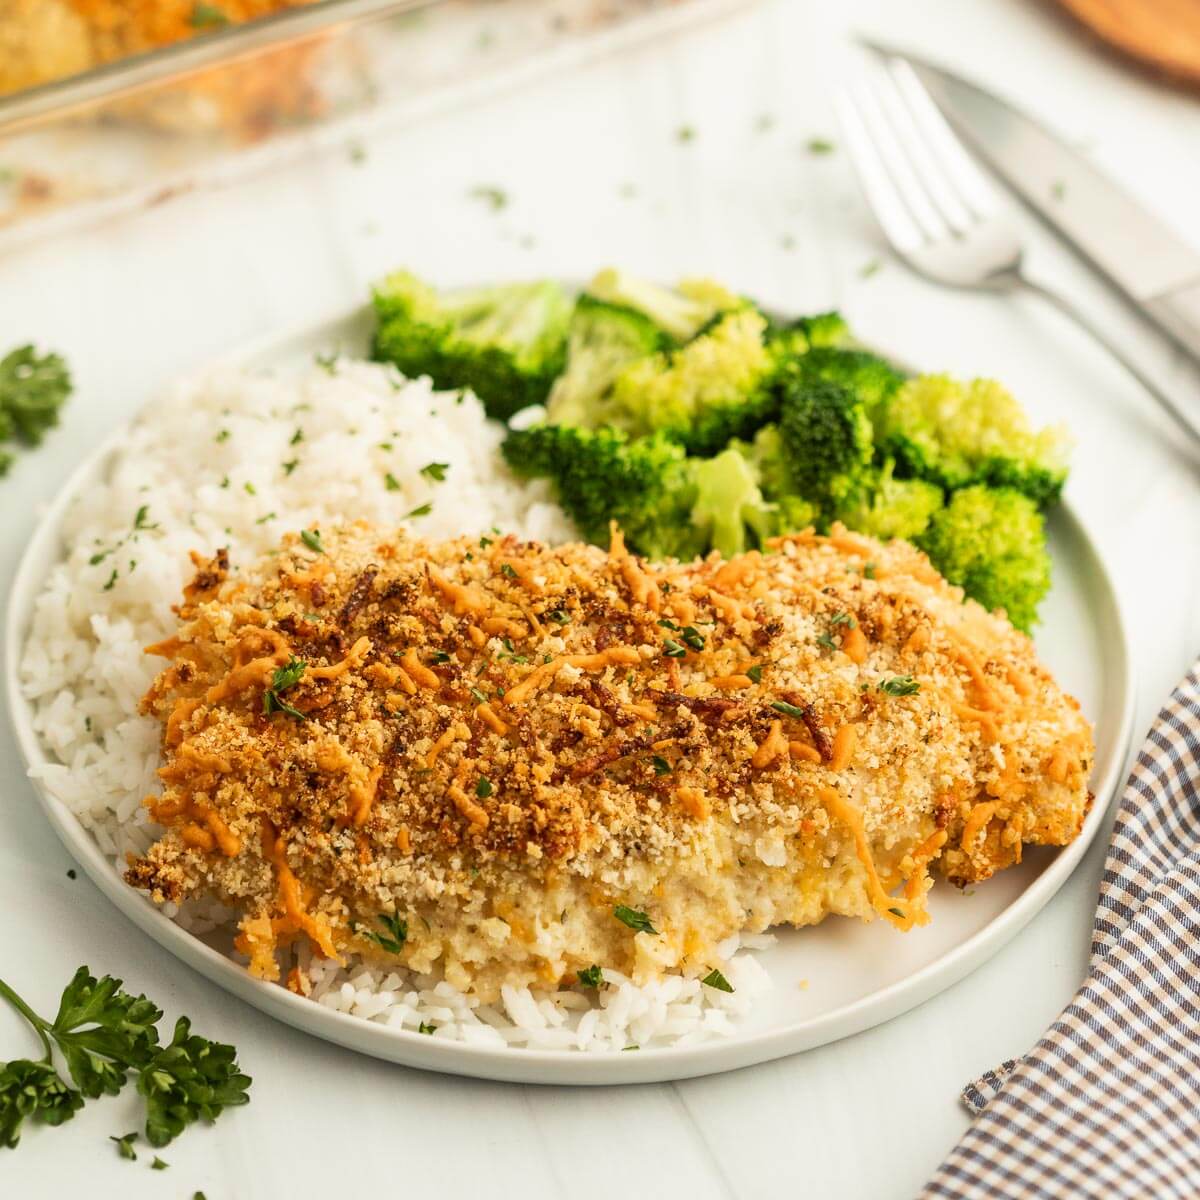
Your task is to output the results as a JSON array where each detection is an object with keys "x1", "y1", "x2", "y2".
[{"x1": 923, "y1": 663, "x2": 1200, "y2": 1200}]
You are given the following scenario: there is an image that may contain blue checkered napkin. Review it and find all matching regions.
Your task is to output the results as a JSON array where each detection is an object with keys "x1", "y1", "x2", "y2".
[{"x1": 922, "y1": 663, "x2": 1200, "y2": 1200}]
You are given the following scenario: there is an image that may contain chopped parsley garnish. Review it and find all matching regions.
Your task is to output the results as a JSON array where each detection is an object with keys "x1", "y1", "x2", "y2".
[
  {"x1": 417, "y1": 1022, "x2": 436, "y2": 1035},
  {"x1": 263, "y1": 657, "x2": 306, "y2": 720},
  {"x1": 111, "y1": 1131, "x2": 138, "y2": 1160},
  {"x1": 701, "y1": 969, "x2": 734, "y2": 993},
  {"x1": 829, "y1": 612, "x2": 855, "y2": 628},
  {"x1": 214, "y1": 429, "x2": 230, "y2": 444},
  {"x1": 359, "y1": 912, "x2": 407, "y2": 954},
  {"x1": 662, "y1": 639, "x2": 687, "y2": 658},
  {"x1": 888, "y1": 906, "x2": 905, "y2": 917},
  {"x1": 877, "y1": 676, "x2": 920, "y2": 697},
  {"x1": 420, "y1": 462, "x2": 449, "y2": 482},
  {"x1": 430, "y1": 651, "x2": 451, "y2": 664},
  {"x1": 675, "y1": 125, "x2": 696, "y2": 143},
  {"x1": 863, "y1": 562, "x2": 877, "y2": 579},
  {"x1": 384, "y1": 472, "x2": 401, "y2": 492},
  {"x1": 281, "y1": 458, "x2": 298, "y2": 475},
  {"x1": 243, "y1": 481, "x2": 256, "y2": 496},
  {"x1": 300, "y1": 529, "x2": 325, "y2": 554},
  {"x1": 499, "y1": 562, "x2": 518, "y2": 579},
  {"x1": 860, "y1": 258, "x2": 882, "y2": 279},
  {"x1": 103, "y1": 569, "x2": 117, "y2": 592},
  {"x1": 219, "y1": 476, "x2": 229, "y2": 489},
  {"x1": 747, "y1": 665, "x2": 764, "y2": 684},
  {"x1": 576, "y1": 965, "x2": 603, "y2": 988},
  {"x1": 405, "y1": 503, "x2": 432, "y2": 519},
  {"x1": 816, "y1": 633, "x2": 837, "y2": 651},
  {"x1": 0, "y1": 344, "x2": 72, "y2": 462},
  {"x1": 657, "y1": 618, "x2": 680, "y2": 630},
  {"x1": 0, "y1": 965, "x2": 250, "y2": 1150},
  {"x1": 289, "y1": 428, "x2": 304, "y2": 446},
  {"x1": 475, "y1": 776, "x2": 493, "y2": 799},
  {"x1": 613, "y1": 905, "x2": 657, "y2": 934},
  {"x1": 479, "y1": 535, "x2": 493, "y2": 548},
  {"x1": 650, "y1": 755, "x2": 672, "y2": 776},
  {"x1": 469, "y1": 687, "x2": 489, "y2": 704},
  {"x1": 681, "y1": 626, "x2": 706, "y2": 652},
  {"x1": 254, "y1": 512, "x2": 276, "y2": 525},
  {"x1": 314, "y1": 351, "x2": 339, "y2": 374},
  {"x1": 132, "y1": 505, "x2": 158, "y2": 531},
  {"x1": 151, "y1": 1156, "x2": 169, "y2": 1170},
  {"x1": 468, "y1": 185, "x2": 508, "y2": 211},
  {"x1": 770, "y1": 700, "x2": 807, "y2": 720},
  {"x1": 189, "y1": 2, "x2": 229, "y2": 28},
  {"x1": 807, "y1": 136, "x2": 835, "y2": 155},
  {"x1": 548, "y1": 609, "x2": 570, "y2": 625}
]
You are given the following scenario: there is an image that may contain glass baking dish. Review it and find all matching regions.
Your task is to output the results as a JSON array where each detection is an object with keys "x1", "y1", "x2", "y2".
[{"x1": 0, "y1": 0, "x2": 753, "y2": 245}]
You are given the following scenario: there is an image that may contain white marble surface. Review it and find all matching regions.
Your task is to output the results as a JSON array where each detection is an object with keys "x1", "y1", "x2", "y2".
[{"x1": 2, "y1": 1, "x2": 1200, "y2": 1196}]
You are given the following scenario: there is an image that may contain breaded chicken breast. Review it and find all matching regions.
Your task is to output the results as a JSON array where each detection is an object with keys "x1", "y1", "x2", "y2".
[{"x1": 126, "y1": 522, "x2": 1093, "y2": 999}]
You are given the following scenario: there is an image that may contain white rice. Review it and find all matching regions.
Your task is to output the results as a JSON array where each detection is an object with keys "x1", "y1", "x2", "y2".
[{"x1": 19, "y1": 359, "x2": 773, "y2": 1052}]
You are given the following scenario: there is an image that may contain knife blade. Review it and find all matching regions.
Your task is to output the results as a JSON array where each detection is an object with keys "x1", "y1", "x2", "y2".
[{"x1": 860, "y1": 38, "x2": 1200, "y2": 366}]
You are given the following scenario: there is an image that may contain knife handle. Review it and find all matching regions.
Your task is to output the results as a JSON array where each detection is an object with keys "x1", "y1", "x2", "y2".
[
  {"x1": 1144, "y1": 280, "x2": 1200, "y2": 367},
  {"x1": 1020, "y1": 274, "x2": 1200, "y2": 450}
]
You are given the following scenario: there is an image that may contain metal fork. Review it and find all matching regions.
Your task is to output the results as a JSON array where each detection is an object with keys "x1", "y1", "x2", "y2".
[{"x1": 836, "y1": 56, "x2": 1200, "y2": 448}]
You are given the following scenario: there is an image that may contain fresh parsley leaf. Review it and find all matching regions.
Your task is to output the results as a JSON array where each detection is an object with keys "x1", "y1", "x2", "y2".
[
  {"x1": 405, "y1": 503, "x2": 433, "y2": 519},
  {"x1": 747, "y1": 665, "x2": 764, "y2": 684},
  {"x1": 657, "y1": 618, "x2": 680, "y2": 631},
  {"x1": 770, "y1": 700, "x2": 807, "y2": 720},
  {"x1": 469, "y1": 185, "x2": 508, "y2": 211},
  {"x1": 806, "y1": 136, "x2": 835, "y2": 155},
  {"x1": 300, "y1": 529, "x2": 324, "y2": 554},
  {"x1": 650, "y1": 755, "x2": 672, "y2": 776},
  {"x1": 420, "y1": 462, "x2": 449, "y2": 482},
  {"x1": 681, "y1": 626, "x2": 706, "y2": 652},
  {"x1": 359, "y1": 913, "x2": 407, "y2": 955},
  {"x1": 829, "y1": 612, "x2": 855, "y2": 628},
  {"x1": 289, "y1": 428, "x2": 304, "y2": 446},
  {"x1": 863, "y1": 562, "x2": 877, "y2": 579},
  {"x1": 859, "y1": 258, "x2": 882, "y2": 279},
  {"x1": 189, "y1": 2, "x2": 229, "y2": 28},
  {"x1": 151, "y1": 1156, "x2": 169, "y2": 1169},
  {"x1": 701, "y1": 969, "x2": 734, "y2": 993},
  {"x1": 548, "y1": 609, "x2": 570, "y2": 625},
  {"x1": 215, "y1": 429, "x2": 229, "y2": 444},
  {"x1": 816, "y1": 633, "x2": 837, "y2": 651},
  {"x1": 877, "y1": 676, "x2": 920, "y2": 697},
  {"x1": 576, "y1": 965, "x2": 603, "y2": 989},
  {"x1": 111, "y1": 1130, "x2": 138, "y2": 1160},
  {"x1": 417, "y1": 1022, "x2": 436, "y2": 1035},
  {"x1": 475, "y1": 776, "x2": 493, "y2": 798},
  {"x1": 242, "y1": 481, "x2": 256, "y2": 496},
  {"x1": 430, "y1": 651, "x2": 451, "y2": 664},
  {"x1": 613, "y1": 905, "x2": 657, "y2": 935},
  {"x1": 469, "y1": 687, "x2": 488, "y2": 704},
  {"x1": 314, "y1": 350, "x2": 339, "y2": 375},
  {"x1": 662, "y1": 639, "x2": 687, "y2": 658},
  {"x1": 675, "y1": 125, "x2": 696, "y2": 143},
  {"x1": 887, "y1": 906, "x2": 905, "y2": 917},
  {"x1": 385, "y1": 472, "x2": 401, "y2": 492},
  {"x1": 263, "y1": 657, "x2": 306, "y2": 721},
  {"x1": 499, "y1": 562, "x2": 518, "y2": 580},
  {"x1": 136, "y1": 1017, "x2": 251, "y2": 1148},
  {"x1": 0, "y1": 1060, "x2": 83, "y2": 1147},
  {"x1": 0, "y1": 345, "x2": 72, "y2": 447}
]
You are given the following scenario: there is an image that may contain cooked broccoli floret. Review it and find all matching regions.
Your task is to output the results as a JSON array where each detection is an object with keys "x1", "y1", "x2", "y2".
[
  {"x1": 766, "y1": 310, "x2": 851, "y2": 365},
  {"x1": 917, "y1": 486, "x2": 1051, "y2": 632},
  {"x1": 879, "y1": 374, "x2": 1070, "y2": 506},
  {"x1": 372, "y1": 270, "x2": 571, "y2": 420},
  {"x1": 777, "y1": 370, "x2": 875, "y2": 522},
  {"x1": 834, "y1": 459, "x2": 943, "y2": 542},
  {"x1": 689, "y1": 447, "x2": 776, "y2": 559},
  {"x1": 728, "y1": 424, "x2": 819, "y2": 535},
  {"x1": 502, "y1": 423, "x2": 702, "y2": 561},
  {"x1": 799, "y1": 346, "x2": 905, "y2": 427},
  {"x1": 543, "y1": 295, "x2": 666, "y2": 429},
  {"x1": 586, "y1": 269, "x2": 741, "y2": 343},
  {"x1": 606, "y1": 308, "x2": 775, "y2": 454}
]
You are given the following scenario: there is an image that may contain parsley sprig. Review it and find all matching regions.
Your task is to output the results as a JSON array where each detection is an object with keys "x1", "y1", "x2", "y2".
[
  {"x1": 262, "y1": 657, "x2": 306, "y2": 720},
  {"x1": 0, "y1": 967, "x2": 250, "y2": 1151},
  {"x1": 0, "y1": 345, "x2": 72, "y2": 476}
]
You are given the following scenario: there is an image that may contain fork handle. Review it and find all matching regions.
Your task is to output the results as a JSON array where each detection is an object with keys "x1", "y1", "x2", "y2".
[{"x1": 1017, "y1": 274, "x2": 1200, "y2": 450}]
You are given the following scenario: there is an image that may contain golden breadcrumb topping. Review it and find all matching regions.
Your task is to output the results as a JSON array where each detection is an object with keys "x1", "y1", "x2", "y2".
[{"x1": 126, "y1": 522, "x2": 1094, "y2": 997}]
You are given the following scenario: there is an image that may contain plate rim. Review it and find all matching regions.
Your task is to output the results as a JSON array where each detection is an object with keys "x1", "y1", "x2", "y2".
[{"x1": 3, "y1": 304, "x2": 1138, "y2": 1085}]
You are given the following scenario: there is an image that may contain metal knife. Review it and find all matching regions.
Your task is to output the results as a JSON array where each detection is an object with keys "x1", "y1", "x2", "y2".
[{"x1": 860, "y1": 39, "x2": 1200, "y2": 367}]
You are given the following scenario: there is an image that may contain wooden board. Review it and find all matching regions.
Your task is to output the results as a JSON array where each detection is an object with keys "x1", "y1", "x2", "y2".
[{"x1": 1048, "y1": 0, "x2": 1200, "y2": 88}]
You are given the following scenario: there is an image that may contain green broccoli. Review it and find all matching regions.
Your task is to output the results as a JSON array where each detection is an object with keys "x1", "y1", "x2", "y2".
[
  {"x1": 728, "y1": 424, "x2": 819, "y2": 535},
  {"x1": 544, "y1": 295, "x2": 666, "y2": 429},
  {"x1": 689, "y1": 447, "x2": 776, "y2": 558},
  {"x1": 833, "y1": 459, "x2": 943, "y2": 542},
  {"x1": 777, "y1": 370, "x2": 875, "y2": 522},
  {"x1": 586, "y1": 269, "x2": 741, "y2": 343},
  {"x1": 766, "y1": 310, "x2": 850, "y2": 364},
  {"x1": 605, "y1": 308, "x2": 775, "y2": 454},
  {"x1": 799, "y1": 346, "x2": 905, "y2": 427},
  {"x1": 371, "y1": 271, "x2": 571, "y2": 420},
  {"x1": 502, "y1": 424, "x2": 702, "y2": 561},
  {"x1": 917, "y1": 486, "x2": 1051, "y2": 632},
  {"x1": 878, "y1": 374, "x2": 1070, "y2": 506}
]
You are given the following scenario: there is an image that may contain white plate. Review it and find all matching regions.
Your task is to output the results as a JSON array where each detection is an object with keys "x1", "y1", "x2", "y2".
[{"x1": 4, "y1": 305, "x2": 1136, "y2": 1085}]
